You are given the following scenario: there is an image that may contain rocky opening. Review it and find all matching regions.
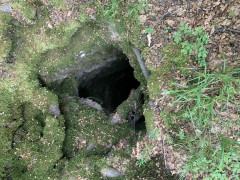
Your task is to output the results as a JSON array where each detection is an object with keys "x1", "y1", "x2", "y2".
[{"x1": 78, "y1": 52, "x2": 140, "y2": 113}]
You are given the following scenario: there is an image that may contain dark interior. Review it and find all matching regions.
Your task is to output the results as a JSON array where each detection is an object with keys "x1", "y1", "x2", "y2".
[{"x1": 78, "y1": 53, "x2": 140, "y2": 113}]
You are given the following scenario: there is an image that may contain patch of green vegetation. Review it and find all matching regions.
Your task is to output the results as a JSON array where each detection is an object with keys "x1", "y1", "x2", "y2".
[
  {"x1": 126, "y1": 155, "x2": 174, "y2": 179},
  {"x1": 59, "y1": 77, "x2": 79, "y2": 97},
  {"x1": 147, "y1": 43, "x2": 190, "y2": 99},
  {"x1": 145, "y1": 27, "x2": 153, "y2": 34},
  {"x1": 159, "y1": 111, "x2": 180, "y2": 131},
  {"x1": 60, "y1": 155, "x2": 106, "y2": 180},
  {"x1": 161, "y1": 61, "x2": 240, "y2": 178},
  {"x1": 0, "y1": 36, "x2": 12, "y2": 59},
  {"x1": 116, "y1": 87, "x2": 143, "y2": 123},
  {"x1": 10, "y1": 1, "x2": 36, "y2": 22},
  {"x1": 0, "y1": 12, "x2": 13, "y2": 61},
  {"x1": 143, "y1": 106, "x2": 155, "y2": 132},
  {"x1": 0, "y1": 11, "x2": 12, "y2": 33},
  {"x1": 62, "y1": 97, "x2": 133, "y2": 158},
  {"x1": 44, "y1": 0, "x2": 67, "y2": 10},
  {"x1": 173, "y1": 23, "x2": 210, "y2": 67},
  {"x1": 228, "y1": 10, "x2": 235, "y2": 19},
  {"x1": 179, "y1": 140, "x2": 240, "y2": 179},
  {"x1": 38, "y1": 24, "x2": 110, "y2": 84},
  {"x1": 163, "y1": 67, "x2": 240, "y2": 132},
  {"x1": 34, "y1": 21, "x2": 81, "y2": 53},
  {"x1": 11, "y1": 115, "x2": 65, "y2": 179}
]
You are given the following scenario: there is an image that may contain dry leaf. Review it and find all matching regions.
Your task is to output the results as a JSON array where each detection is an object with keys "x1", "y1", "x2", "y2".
[
  {"x1": 140, "y1": 15, "x2": 147, "y2": 23},
  {"x1": 166, "y1": 19, "x2": 175, "y2": 26}
]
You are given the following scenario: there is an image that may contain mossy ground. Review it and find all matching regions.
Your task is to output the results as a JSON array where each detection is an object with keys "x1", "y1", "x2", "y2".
[
  {"x1": 0, "y1": 0, "x2": 168, "y2": 179},
  {"x1": 147, "y1": 43, "x2": 190, "y2": 100}
]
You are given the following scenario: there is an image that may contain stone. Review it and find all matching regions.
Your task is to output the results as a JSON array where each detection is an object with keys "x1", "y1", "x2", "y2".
[
  {"x1": 59, "y1": 166, "x2": 66, "y2": 176},
  {"x1": 111, "y1": 113, "x2": 121, "y2": 125},
  {"x1": 100, "y1": 167, "x2": 123, "y2": 178},
  {"x1": 79, "y1": 98, "x2": 103, "y2": 111},
  {"x1": 49, "y1": 104, "x2": 61, "y2": 118},
  {"x1": 0, "y1": 1, "x2": 11, "y2": 13},
  {"x1": 147, "y1": 99, "x2": 154, "y2": 108},
  {"x1": 86, "y1": 143, "x2": 95, "y2": 151}
]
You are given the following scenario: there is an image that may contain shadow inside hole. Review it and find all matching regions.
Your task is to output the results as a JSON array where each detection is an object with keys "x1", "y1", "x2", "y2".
[{"x1": 78, "y1": 52, "x2": 140, "y2": 113}]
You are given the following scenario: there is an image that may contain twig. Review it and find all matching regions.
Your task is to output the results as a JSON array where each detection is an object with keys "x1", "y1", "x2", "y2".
[
  {"x1": 214, "y1": 27, "x2": 240, "y2": 34},
  {"x1": 232, "y1": 36, "x2": 237, "y2": 62},
  {"x1": 132, "y1": 47, "x2": 150, "y2": 80},
  {"x1": 162, "y1": 137, "x2": 168, "y2": 170}
]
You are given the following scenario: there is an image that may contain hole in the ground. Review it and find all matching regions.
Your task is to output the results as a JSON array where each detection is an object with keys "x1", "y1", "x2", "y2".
[
  {"x1": 78, "y1": 51, "x2": 140, "y2": 113},
  {"x1": 135, "y1": 116, "x2": 146, "y2": 131}
]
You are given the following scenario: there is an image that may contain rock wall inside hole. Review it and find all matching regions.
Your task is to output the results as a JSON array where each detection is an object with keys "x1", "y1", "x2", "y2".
[{"x1": 78, "y1": 51, "x2": 140, "y2": 113}]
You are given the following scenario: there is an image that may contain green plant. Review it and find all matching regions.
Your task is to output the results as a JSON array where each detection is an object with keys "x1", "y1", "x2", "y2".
[
  {"x1": 145, "y1": 27, "x2": 153, "y2": 34},
  {"x1": 137, "y1": 128, "x2": 159, "y2": 167},
  {"x1": 125, "y1": 1, "x2": 148, "y2": 17},
  {"x1": 173, "y1": 23, "x2": 210, "y2": 67},
  {"x1": 162, "y1": 67, "x2": 240, "y2": 130},
  {"x1": 137, "y1": 145, "x2": 153, "y2": 167},
  {"x1": 228, "y1": 10, "x2": 235, "y2": 19},
  {"x1": 178, "y1": 129, "x2": 185, "y2": 140},
  {"x1": 179, "y1": 144, "x2": 240, "y2": 179},
  {"x1": 165, "y1": 26, "x2": 170, "y2": 33},
  {"x1": 161, "y1": 63, "x2": 240, "y2": 178},
  {"x1": 102, "y1": 0, "x2": 148, "y2": 20}
]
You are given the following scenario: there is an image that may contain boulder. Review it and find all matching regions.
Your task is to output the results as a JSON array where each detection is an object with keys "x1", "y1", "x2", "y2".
[{"x1": 100, "y1": 167, "x2": 123, "y2": 178}]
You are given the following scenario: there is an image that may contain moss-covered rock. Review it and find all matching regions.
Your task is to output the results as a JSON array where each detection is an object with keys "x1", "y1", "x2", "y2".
[
  {"x1": 0, "y1": 36, "x2": 12, "y2": 59},
  {"x1": 0, "y1": 12, "x2": 13, "y2": 61},
  {"x1": 10, "y1": 1, "x2": 36, "y2": 22},
  {"x1": 143, "y1": 105, "x2": 156, "y2": 132},
  {"x1": 61, "y1": 97, "x2": 133, "y2": 158}
]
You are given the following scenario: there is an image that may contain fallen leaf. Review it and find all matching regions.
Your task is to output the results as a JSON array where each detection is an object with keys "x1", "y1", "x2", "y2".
[
  {"x1": 140, "y1": 15, "x2": 147, "y2": 23},
  {"x1": 166, "y1": 19, "x2": 175, "y2": 26}
]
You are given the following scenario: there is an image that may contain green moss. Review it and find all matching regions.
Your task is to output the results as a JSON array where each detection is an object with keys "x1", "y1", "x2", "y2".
[
  {"x1": 116, "y1": 88, "x2": 142, "y2": 120},
  {"x1": 147, "y1": 68, "x2": 164, "y2": 100},
  {"x1": 34, "y1": 21, "x2": 80, "y2": 53},
  {"x1": 147, "y1": 43, "x2": 190, "y2": 99},
  {"x1": 0, "y1": 12, "x2": 12, "y2": 61},
  {"x1": 143, "y1": 106, "x2": 156, "y2": 132},
  {"x1": 59, "y1": 77, "x2": 79, "y2": 97},
  {"x1": 45, "y1": 0, "x2": 67, "y2": 10},
  {"x1": 38, "y1": 24, "x2": 110, "y2": 83},
  {"x1": 162, "y1": 43, "x2": 190, "y2": 75},
  {"x1": 62, "y1": 97, "x2": 133, "y2": 158},
  {"x1": 11, "y1": 115, "x2": 65, "y2": 179},
  {"x1": 60, "y1": 155, "x2": 104, "y2": 179},
  {"x1": 0, "y1": 12, "x2": 12, "y2": 34},
  {"x1": 126, "y1": 155, "x2": 174, "y2": 179},
  {"x1": 160, "y1": 111, "x2": 181, "y2": 131},
  {"x1": 10, "y1": 1, "x2": 36, "y2": 22}
]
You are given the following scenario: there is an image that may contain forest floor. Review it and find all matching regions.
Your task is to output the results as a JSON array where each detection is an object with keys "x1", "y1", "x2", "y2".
[
  {"x1": 134, "y1": 0, "x2": 240, "y2": 179},
  {"x1": 6, "y1": 0, "x2": 240, "y2": 179}
]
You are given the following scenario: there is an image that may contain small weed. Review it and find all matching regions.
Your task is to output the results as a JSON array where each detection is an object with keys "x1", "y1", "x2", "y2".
[
  {"x1": 137, "y1": 128, "x2": 159, "y2": 167},
  {"x1": 173, "y1": 23, "x2": 210, "y2": 67},
  {"x1": 145, "y1": 27, "x2": 153, "y2": 34},
  {"x1": 102, "y1": 0, "x2": 148, "y2": 20},
  {"x1": 165, "y1": 26, "x2": 170, "y2": 33},
  {"x1": 180, "y1": 144, "x2": 240, "y2": 179},
  {"x1": 137, "y1": 145, "x2": 153, "y2": 167},
  {"x1": 178, "y1": 129, "x2": 185, "y2": 140},
  {"x1": 228, "y1": 10, "x2": 235, "y2": 19}
]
